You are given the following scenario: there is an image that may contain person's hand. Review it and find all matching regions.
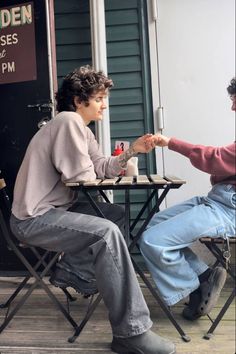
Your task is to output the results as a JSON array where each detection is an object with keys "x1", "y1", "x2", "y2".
[
  {"x1": 132, "y1": 134, "x2": 156, "y2": 153},
  {"x1": 152, "y1": 134, "x2": 170, "y2": 147}
]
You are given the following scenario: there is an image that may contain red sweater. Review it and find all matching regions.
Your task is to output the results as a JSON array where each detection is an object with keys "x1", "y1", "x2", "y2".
[{"x1": 168, "y1": 138, "x2": 236, "y2": 185}]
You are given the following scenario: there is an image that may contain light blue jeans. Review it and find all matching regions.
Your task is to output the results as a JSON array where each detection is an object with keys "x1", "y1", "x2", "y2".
[{"x1": 139, "y1": 184, "x2": 236, "y2": 306}]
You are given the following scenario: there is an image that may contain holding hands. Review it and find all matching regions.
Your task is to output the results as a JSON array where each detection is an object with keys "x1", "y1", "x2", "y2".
[
  {"x1": 152, "y1": 134, "x2": 170, "y2": 147},
  {"x1": 131, "y1": 133, "x2": 171, "y2": 154},
  {"x1": 131, "y1": 134, "x2": 157, "y2": 153},
  {"x1": 118, "y1": 133, "x2": 170, "y2": 169}
]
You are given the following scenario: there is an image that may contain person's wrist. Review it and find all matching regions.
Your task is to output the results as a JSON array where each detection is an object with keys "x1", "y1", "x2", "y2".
[
  {"x1": 165, "y1": 137, "x2": 171, "y2": 146},
  {"x1": 130, "y1": 144, "x2": 137, "y2": 154},
  {"x1": 129, "y1": 143, "x2": 139, "y2": 156}
]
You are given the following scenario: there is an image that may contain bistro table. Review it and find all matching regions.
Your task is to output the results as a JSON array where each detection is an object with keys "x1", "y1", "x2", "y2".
[{"x1": 66, "y1": 174, "x2": 191, "y2": 342}]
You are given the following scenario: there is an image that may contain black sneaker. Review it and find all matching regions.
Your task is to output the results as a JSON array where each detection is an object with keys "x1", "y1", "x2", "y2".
[
  {"x1": 182, "y1": 266, "x2": 227, "y2": 320},
  {"x1": 198, "y1": 266, "x2": 227, "y2": 315},
  {"x1": 182, "y1": 288, "x2": 202, "y2": 321},
  {"x1": 111, "y1": 330, "x2": 176, "y2": 354},
  {"x1": 50, "y1": 267, "x2": 98, "y2": 296}
]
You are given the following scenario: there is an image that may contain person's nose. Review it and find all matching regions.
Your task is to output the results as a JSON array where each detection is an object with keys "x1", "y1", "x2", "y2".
[{"x1": 101, "y1": 99, "x2": 107, "y2": 109}]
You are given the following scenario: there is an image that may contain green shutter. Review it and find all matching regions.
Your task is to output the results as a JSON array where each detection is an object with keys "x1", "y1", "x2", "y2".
[
  {"x1": 105, "y1": 0, "x2": 156, "y2": 224},
  {"x1": 54, "y1": 0, "x2": 92, "y2": 86}
]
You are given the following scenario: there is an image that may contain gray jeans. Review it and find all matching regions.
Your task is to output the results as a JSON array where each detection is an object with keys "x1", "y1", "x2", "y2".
[{"x1": 10, "y1": 200, "x2": 152, "y2": 337}]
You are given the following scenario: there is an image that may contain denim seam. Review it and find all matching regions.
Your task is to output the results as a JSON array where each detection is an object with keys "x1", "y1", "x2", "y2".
[
  {"x1": 105, "y1": 241, "x2": 122, "y2": 276},
  {"x1": 17, "y1": 218, "x2": 105, "y2": 240},
  {"x1": 164, "y1": 283, "x2": 199, "y2": 306},
  {"x1": 113, "y1": 320, "x2": 153, "y2": 338}
]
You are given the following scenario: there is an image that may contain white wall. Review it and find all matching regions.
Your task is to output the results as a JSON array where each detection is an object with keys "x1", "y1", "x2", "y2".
[{"x1": 148, "y1": 0, "x2": 235, "y2": 207}]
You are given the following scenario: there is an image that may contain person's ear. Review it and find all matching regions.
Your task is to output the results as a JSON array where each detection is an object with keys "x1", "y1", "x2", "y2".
[{"x1": 74, "y1": 96, "x2": 82, "y2": 109}]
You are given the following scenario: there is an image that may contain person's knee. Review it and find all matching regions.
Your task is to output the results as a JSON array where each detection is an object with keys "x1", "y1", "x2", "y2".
[
  {"x1": 102, "y1": 220, "x2": 127, "y2": 249},
  {"x1": 102, "y1": 219, "x2": 122, "y2": 238},
  {"x1": 139, "y1": 232, "x2": 154, "y2": 257},
  {"x1": 140, "y1": 229, "x2": 158, "y2": 249},
  {"x1": 139, "y1": 231, "x2": 164, "y2": 260}
]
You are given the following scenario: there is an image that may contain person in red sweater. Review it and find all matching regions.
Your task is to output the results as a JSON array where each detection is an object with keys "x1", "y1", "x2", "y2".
[{"x1": 139, "y1": 77, "x2": 236, "y2": 320}]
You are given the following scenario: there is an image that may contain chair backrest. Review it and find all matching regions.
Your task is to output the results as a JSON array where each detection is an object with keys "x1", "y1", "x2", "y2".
[
  {"x1": 0, "y1": 177, "x2": 11, "y2": 214},
  {"x1": 0, "y1": 176, "x2": 16, "y2": 254}
]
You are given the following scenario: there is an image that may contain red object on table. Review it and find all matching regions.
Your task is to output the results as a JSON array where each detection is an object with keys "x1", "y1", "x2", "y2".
[
  {"x1": 112, "y1": 146, "x2": 124, "y2": 175},
  {"x1": 112, "y1": 146, "x2": 123, "y2": 156}
]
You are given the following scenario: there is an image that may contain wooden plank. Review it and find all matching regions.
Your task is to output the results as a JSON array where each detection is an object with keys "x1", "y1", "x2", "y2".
[
  {"x1": 117, "y1": 176, "x2": 134, "y2": 185},
  {"x1": 136, "y1": 175, "x2": 150, "y2": 184},
  {"x1": 150, "y1": 174, "x2": 169, "y2": 184},
  {"x1": 164, "y1": 175, "x2": 186, "y2": 184},
  {"x1": 83, "y1": 179, "x2": 102, "y2": 186},
  {"x1": 0, "y1": 276, "x2": 235, "y2": 354},
  {"x1": 65, "y1": 182, "x2": 80, "y2": 187},
  {"x1": 100, "y1": 178, "x2": 118, "y2": 186}
]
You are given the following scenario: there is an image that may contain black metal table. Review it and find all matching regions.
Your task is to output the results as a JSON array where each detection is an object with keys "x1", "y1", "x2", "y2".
[{"x1": 66, "y1": 174, "x2": 191, "y2": 342}]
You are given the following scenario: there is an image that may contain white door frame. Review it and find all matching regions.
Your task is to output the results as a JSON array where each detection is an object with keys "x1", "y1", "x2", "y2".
[
  {"x1": 146, "y1": 0, "x2": 166, "y2": 177},
  {"x1": 45, "y1": 0, "x2": 58, "y2": 117},
  {"x1": 90, "y1": 0, "x2": 111, "y2": 157}
]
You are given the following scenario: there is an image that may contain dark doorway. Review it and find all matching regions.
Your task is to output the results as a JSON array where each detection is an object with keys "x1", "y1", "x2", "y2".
[{"x1": 0, "y1": 0, "x2": 53, "y2": 273}]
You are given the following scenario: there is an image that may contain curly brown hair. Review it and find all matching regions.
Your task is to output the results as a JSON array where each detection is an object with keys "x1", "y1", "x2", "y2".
[
  {"x1": 227, "y1": 77, "x2": 236, "y2": 96},
  {"x1": 55, "y1": 65, "x2": 114, "y2": 112}
]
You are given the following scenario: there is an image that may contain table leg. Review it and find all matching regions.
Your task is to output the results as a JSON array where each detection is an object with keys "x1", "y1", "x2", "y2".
[{"x1": 124, "y1": 189, "x2": 130, "y2": 244}]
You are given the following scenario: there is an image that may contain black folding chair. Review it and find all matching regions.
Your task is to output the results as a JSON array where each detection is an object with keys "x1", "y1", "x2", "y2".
[
  {"x1": 199, "y1": 236, "x2": 236, "y2": 339},
  {"x1": 0, "y1": 176, "x2": 101, "y2": 343}
]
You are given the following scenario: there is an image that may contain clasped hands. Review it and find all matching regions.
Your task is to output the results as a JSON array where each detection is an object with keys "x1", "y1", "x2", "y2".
[{"x1": 131, "y1": 133, "x2": 170, "y2": 154}]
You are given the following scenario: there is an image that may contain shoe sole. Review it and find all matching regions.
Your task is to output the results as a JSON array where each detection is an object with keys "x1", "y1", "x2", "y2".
[
  {"x1": 111, "y1": 341, "x2": 176, "y2": 354},
  {"x1": 182, "y1": 306, "x2": 202, "y2": 321},
  {"x1": 50, "y1": 277, "x2": 98, "y2": 296},
  {"x1": 198, "y1": 267, "x2": 227, "y2": 315}
]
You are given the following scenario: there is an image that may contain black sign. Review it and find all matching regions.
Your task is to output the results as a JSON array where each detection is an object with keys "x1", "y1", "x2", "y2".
[{"x1": 0, "y1": 2, "x2": 37, "y2": 84}]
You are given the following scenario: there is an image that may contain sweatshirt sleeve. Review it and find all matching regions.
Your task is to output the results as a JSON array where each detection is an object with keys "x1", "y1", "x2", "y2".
[
  {"x1": 86, "y1": 127, "x2": 122, "y2": 178},
  {"x1": 51, "y1": 113, "x2": 121, "y2": 182},
  {"x1": 51, "y1": 115, "x2": 96, "y2": 182},
  {"x1": 168, "y1": 137, "x2": 236, "y2": 176}
]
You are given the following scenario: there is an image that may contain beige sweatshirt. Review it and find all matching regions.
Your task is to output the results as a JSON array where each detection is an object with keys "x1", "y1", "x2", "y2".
[{"x1": 12, "y1": 111, "x2": 121, "y2": 220}]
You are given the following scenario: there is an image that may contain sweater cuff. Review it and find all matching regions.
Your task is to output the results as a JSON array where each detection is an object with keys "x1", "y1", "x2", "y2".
[{"x1": 168, "y1": 137, "x2": 195, "y2": 158}]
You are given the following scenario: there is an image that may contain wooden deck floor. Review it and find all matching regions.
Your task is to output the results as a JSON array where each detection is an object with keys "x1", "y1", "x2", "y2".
[{"x1": 0, "y1": 276, "x2": 235, "y2": 354}]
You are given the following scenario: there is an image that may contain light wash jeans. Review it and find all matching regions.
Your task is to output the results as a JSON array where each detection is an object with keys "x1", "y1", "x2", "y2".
[
  {"x1": 139, "y1": 184, "x2": 236, "y2": 306},
  {"x1": 10, "y1": 200, "x2": 152, "y2": 338}
]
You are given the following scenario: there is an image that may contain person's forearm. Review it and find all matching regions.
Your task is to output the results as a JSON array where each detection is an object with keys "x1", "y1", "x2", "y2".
[
  {"x1": 118, "y1": 146, "x2": 137, "y2": 168},
  {"x1": 169, "y1": 138, "x2": 236, "y2": 176}
]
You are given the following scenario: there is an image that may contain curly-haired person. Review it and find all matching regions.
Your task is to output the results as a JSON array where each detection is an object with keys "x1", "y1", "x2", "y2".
[
  {"x1": 140, "y1": 78, "x2": 236, "y2": 320},
  {"x1": 10, "y1": 66, "x2": 175, "y2": 354}
]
